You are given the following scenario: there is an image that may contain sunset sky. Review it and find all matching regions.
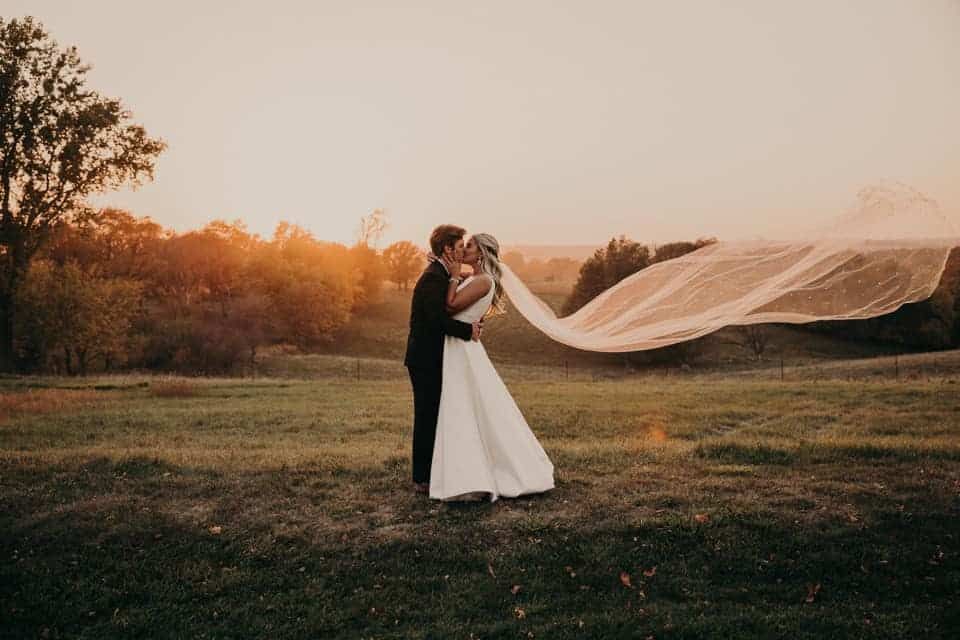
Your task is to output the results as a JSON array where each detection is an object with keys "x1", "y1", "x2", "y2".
[{"x1": 6, "y1": 1, "x2": 960, "y2": 247}]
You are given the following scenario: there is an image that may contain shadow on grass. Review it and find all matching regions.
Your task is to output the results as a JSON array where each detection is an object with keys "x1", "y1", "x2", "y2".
[
  {"x1": 2, "y1": 459, "x2": 958, "y2": 639},
  {"x1": 694, "y1": 442, "x2": 796, "y2": 465},
  {"x1": 695, "y1": 441, "x2": 960, "y2": 466},
  {"x1": 802, "y1": 442, "x2": 960, "y2": 463}
]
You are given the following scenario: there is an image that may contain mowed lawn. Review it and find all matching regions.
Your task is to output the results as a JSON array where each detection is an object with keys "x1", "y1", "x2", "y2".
[{"x1": 1, "y1": 365, "x2": 959, "y2": 639}]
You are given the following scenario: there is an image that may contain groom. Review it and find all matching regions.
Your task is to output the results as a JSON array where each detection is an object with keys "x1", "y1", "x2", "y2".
[{"x1": 404, "y1": 224, "x2": 482, "y2": 494}]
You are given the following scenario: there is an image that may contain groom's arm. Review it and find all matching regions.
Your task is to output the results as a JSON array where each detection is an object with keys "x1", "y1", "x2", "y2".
[{"x1": 422, "y1": 272, "x2": 474, "y2": 341}]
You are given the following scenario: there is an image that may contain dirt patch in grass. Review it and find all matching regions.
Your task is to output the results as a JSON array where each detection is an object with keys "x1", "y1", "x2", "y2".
[
  {"x1": 150, "y1": 379, "x2": 201, "y2": 398},
  {"x1": 0, "y1": 388, "x2": 108, "y2": 424}
]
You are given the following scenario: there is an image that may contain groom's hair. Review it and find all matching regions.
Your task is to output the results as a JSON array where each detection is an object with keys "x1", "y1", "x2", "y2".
[{"x1": 429, "y1": 224, "x2": 466, "y2": 256}]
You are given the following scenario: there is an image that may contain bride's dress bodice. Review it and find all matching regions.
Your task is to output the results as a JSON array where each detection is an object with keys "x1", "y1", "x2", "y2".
[
  {"x1": 433, "y1": 273, "x2": 554, "y2": 502},
  {"x1": 451, "y1": 276, "x2": 495, "y2": 323}
]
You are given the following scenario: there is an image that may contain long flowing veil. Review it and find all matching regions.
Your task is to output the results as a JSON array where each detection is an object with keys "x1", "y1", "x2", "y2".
[{"x1": 499, "y1": 184, "x2": 959, "y2": 352}]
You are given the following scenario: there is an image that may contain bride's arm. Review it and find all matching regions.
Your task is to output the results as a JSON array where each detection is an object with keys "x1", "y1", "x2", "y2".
[{"x1": 446, "y1": 275, "x2": 492, "y2": 314}]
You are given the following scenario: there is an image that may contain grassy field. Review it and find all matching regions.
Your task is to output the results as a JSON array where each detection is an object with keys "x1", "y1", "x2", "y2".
[{"x1": 1, "y1": 359, "x2": 958, "y2": 639}]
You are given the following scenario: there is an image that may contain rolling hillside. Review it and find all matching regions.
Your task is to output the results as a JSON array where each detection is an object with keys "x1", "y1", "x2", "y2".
[{"x1": 311, "y1": 281, "x2": 932, "y2": 373}]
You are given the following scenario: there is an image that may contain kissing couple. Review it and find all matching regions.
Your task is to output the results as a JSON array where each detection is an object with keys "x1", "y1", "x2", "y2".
[{"x1": 403, "y1": 225, "x2": 555, "y2": 502}]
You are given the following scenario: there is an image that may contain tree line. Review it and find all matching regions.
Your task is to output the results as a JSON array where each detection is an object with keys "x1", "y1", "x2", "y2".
[
  {"x1": 562, "y1": 235, "x2": 960, "y2": 358},
  {"x1": 15, "y1": 208, "x2": 428, "y2": 374},
  {"x1": 563, "y1": 236, "x2": 718, "y2": 315}
]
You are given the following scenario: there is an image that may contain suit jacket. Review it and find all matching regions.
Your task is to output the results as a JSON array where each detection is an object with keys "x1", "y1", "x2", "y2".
[{"x1": 404, "y1": 260, "x2": 473, "y2": 369}]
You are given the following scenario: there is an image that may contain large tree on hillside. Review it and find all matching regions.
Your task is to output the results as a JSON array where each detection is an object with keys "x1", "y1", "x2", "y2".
[
  {"x1": 382, "y1": 240, "x2": 423, "y2": 290},
  {"x1": 563, "y1": 237, "x2": 650, "y2": 315},
  {"x1": 0, "y1": 17, "x2": 165, "y2": 370}
]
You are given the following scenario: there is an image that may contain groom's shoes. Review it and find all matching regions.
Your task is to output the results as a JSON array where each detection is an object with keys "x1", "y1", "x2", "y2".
[{"x1": 413, "y1": 482, "x2": 429, "y2": 494}]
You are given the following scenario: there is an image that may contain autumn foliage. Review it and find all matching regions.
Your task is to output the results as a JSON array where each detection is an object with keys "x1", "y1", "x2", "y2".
[{"x1": 15, "y1": 208, "x2": 393, "y2": 374}]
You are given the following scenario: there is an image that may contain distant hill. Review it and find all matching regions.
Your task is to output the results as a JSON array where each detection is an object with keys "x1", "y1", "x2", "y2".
[{"x1": 316, "y1": 283, "x2": 920, "y2": 372}]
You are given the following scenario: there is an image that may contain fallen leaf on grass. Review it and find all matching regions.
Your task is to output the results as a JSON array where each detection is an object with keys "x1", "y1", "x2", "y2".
[
  {"x1": 511, "y1": 585, "x2": 522, "y2": 595},
  {"x1": 643, "y1": 566, "x2": 657, "y2": 577},
  {"x1": 513, "y1": 606, "x2": 526, "y2": 619},
  {"x1": 564, "y1": 565, "x2": 576, "y2": 578},
  {"x1": 619, "y1": 571, "x2": 633, "y2": 589},
  {"x1": 208, "y1": 526, "x2": 222, "y2": 535},
  {"x1": 694, "y1": 513, "x2": 709, "y2": 523},
  {"x1": 805, "y1": 582, "x2": 821, "y2": 603}
]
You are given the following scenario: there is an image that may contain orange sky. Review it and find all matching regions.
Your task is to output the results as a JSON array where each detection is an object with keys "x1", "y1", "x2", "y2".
[{"x1": 7, "y1": 1, "x2": 960, "y2": 247}]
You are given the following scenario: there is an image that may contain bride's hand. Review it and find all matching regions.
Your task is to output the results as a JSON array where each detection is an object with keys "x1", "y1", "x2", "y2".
[{"x1": 443, "y1": 257, "x2": 462, "y2": 278}]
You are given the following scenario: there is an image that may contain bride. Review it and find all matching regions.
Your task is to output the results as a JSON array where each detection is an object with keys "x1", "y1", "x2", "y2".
[{"x1": 430, "y1": 233, "x2": 555, "y2": 502}]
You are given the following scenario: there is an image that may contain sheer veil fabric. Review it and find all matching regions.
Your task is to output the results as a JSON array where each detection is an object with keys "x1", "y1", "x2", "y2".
[{"x1": 500, "y1": 185, "x2": 959, "y2": 352}]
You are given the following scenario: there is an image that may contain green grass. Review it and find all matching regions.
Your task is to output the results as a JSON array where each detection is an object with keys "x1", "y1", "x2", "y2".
[{"x1": 1, "y1": 366, "x2": 959, "y2": 639}]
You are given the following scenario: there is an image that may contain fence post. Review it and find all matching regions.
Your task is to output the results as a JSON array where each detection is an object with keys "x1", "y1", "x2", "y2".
[
  {"x1": 780, "y1": 357, "x2": 784, "y2": 382},
  {"x1": 356, "y1": 359, "x2": 360, "y2": 382},
  {"x1": 894, "y1": 355, "x2": 899, "y2": 381},
  {"x1": 565, "y1": 360, "x2": 569, "y2": 381}
]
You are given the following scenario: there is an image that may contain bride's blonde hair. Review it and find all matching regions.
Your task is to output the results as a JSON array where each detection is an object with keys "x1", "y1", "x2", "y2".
[{"x1": 471, "y1": 233, "x2": 507, "y2": 316}]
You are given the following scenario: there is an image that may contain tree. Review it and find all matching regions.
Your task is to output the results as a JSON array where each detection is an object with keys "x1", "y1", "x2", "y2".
[
  {"x1": 733, "y1": 325, "x2": 770, "y2": 360},
  {"x1": 253, "y1": 222, "x2": 356, "y2": 350},
  {"x1": 651, "y1": 237, "x2": 717, "y2": 265},
  {"x1": 804, "y1": 247, "x2": 960, "y2": 349},
  {"x1": 357, "y1": 208, "x2": 388, "y2": 247},
  {"x1": 43, "y1": 207, "x2": 165, "y2": 279},
  {"x1": 15, "y1": 260, "x2": 141, "y2": 374},
  {"x1": 382, "y1": 240, "x2": 423, "y2": 290},
  {"x1": 562, "y1": 253, "x2": 607, "y2": 315},
  {"x1": 192, "y1": 220, "x2": 252, "y2": 317},
  {"x1": 0, "y1": 17, "x2": 165, "y2": 370},
  {"x1": 349, "y1": 241, "x2": 385, "y2": 307},
  {"x1": 563, "y1": 236, "x2": 650, "y2": 315},
  {"x1": 350, "y1": 209, "x2": 389, "y2": 306}
]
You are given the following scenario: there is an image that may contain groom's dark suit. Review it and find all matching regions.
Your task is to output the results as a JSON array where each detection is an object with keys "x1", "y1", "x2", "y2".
[{"x1": 404, "y1": 260, "x2": 474, "y2": 484}]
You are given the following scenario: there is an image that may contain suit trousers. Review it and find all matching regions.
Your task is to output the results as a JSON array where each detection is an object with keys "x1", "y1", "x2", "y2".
[{"x1": 407, "y1": 365, "x2": 443, "y2": 484}]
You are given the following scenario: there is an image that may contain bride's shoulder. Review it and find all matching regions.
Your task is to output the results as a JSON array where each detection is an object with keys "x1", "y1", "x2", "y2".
[
  {"x1": 462, "y1": 273, "x2": 493, "y2": 294},
  {"x1": 474, "y1": 273, "x2": 493, "y2": 293}
]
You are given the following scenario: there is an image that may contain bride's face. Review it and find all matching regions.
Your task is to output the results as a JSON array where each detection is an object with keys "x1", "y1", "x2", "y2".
[{"x1": 462, "y1": 237, "x2": 480, "y2": 266}]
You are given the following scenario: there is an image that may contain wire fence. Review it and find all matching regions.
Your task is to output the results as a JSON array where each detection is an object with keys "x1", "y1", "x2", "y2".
[{"x1": 301, "y1": 351, "x2": 960, "y2": 385}]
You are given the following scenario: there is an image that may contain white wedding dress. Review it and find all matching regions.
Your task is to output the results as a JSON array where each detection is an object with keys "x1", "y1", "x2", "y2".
[{"x1": 430, "y1": 275, "x2": 555, "y2": 502}]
